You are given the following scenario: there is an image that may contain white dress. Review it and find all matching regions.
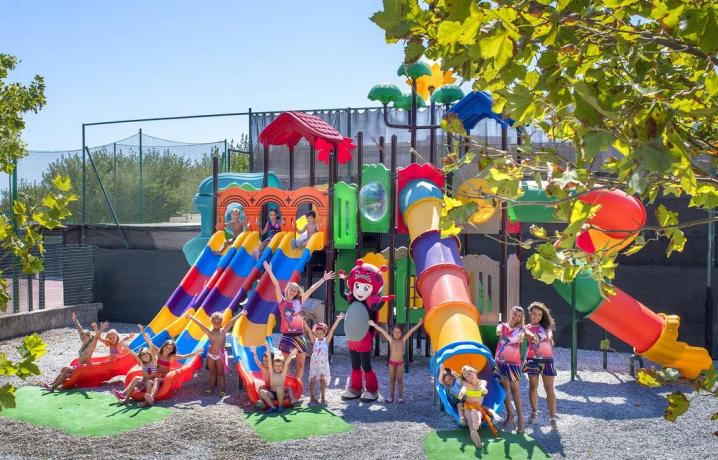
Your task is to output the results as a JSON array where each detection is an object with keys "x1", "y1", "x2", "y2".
[{"x1": 309, "y1": 338, "x2": 331, "y2": 381}]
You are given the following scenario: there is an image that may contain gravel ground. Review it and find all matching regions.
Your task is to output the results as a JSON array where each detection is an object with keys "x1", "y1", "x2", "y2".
[{"x1": 0, "y1": 324, "x2": 716, "y2": 460}]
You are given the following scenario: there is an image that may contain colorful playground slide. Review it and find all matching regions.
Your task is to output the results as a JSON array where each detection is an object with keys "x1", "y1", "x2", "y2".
[
  {"x1": 125, "y1": 231, "x2": 285, "y2": 401},
  {"x1": 231, "y1": 231, "x2": 325, "y2": 407},
  {"x1": 61, "y1": 231, "x2": 227, "y2": 389},
  {"x1": 537, "y1": 188, "x2": 713, "y2": 379},
  {"x1": 128, "y1": 230, "x2": 228, "y2": 351},
  {"x1": 399, "y1": 174, "x2": 506, "y2": 422}
]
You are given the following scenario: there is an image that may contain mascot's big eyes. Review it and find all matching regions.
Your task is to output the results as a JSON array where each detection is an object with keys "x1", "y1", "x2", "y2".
[{"x1": 352, "y1": 282, "x2": 373, "y2": 301}]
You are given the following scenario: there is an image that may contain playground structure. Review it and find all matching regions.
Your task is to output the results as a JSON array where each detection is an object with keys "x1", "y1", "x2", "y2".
[{"x1": 57, "y1": 68, "x2": 712, "y2": 414}]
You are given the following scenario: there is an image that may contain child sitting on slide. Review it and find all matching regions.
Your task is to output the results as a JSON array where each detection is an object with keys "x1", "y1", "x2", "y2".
[
  {"x1": 259, "y1": 346, "x2": 298, "y2": 412},
  {"x1": 303, "y1": 312, "x2": 345, "y2": 404},
  {"x1": 251, "y1": 208, "x2": 281, "y2": 259},
  {"x1": 113, "y1": 346, "x2": 156, "y2": 405},
  {"x1": 440, "y1": 367, "x2": 466, "y2": 426},
  {"x1": 459, "y1": 365, "x2": 490, "y2": 449},
  {"x1": 188, "y1": 310, "x2": 244, "y2": 396},
  {"x1": 368, "y1": 318, "x2": 423, "y2": 403},
  {"x1": 101, "y1": 329, "x2": 134, "y2": 361},
  {"x1": 291, "y1": 210, "x2": 319, "y2": 250},
  {"x1": 44, "y1": 313, "x2": 109, "y2": 392}
]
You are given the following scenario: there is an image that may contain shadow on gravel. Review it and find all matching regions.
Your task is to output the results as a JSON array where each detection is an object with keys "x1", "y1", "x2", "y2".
[{"x1": 554, "y1": 378, "x2": 665, "y2": 420}]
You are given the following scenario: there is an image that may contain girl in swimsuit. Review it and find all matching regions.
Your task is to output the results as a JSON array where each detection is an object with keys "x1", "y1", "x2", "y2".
[
  {"x1": 44, "y1": 314, "x2": 109, "y2": 392},
  {"x1": 259, "y1": 347, "x2": 298, "y2": 412},
  {"x1": 137, "y1": 325, "x2": 202, "y2": 406},
  {"x1": 368, "y1": 318, "x2": 424, "y2": 403},
  {"x1": 264, "y1": 261, "x2": 335, "y2": 382},
  {"x1": 459, "y1": 365, "x2": 490, "y2": 449},
  {"x1": 523, "y1": 301, "x2": 558, "y2": 430},
  {"x1": 188, "y1": 310, "x2": 244, "y2": 396},
  {"x1": 101, "y1": 329, "x2": 134, "y2": 361},
  {"x1": 303, "y1": 312, "x2": 345, "y2": 404},
  {"x1": 113, "y1": 346, "x2": 156, "y2": 404},
  {"x1": 494, "y1": 305, "x2": 526, "y2": 433}
]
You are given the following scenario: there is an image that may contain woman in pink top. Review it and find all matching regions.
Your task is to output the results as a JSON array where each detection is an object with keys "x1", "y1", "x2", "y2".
[
  {"x1": 264, "y1": 261, "x2": 334, "y2": 382},
  {"x1": 523, "y1": 301, "x2": 558, "y2": 430},
  {"x1": 494, "y1": 305, "x2": 526, "y2": 433}
]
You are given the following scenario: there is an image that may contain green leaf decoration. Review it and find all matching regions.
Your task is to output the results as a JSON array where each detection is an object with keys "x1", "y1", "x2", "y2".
[
  {"x1": 368, "y1": 83, "x2": 403, "y2": 105},
  {"x1": 397, "y1": 61, "x2": 432, "y2": 79},
  {"x1": 431, "y1": 85, "x2": 465, "y2": 105},
  {"x1": 393, "y1": 92, "x2": 426, "y2": 110}
]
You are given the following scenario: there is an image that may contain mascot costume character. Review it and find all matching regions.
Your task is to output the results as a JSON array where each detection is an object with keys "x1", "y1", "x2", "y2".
[{"x1": 338, "y1": 260, "x2": 394, "y2": 401}]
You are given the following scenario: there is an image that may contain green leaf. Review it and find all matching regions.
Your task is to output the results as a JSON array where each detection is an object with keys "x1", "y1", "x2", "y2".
[
  {"x1": 636, "y1": 369, "x2": 661, "y2": 387},
  {"x1": 635, "y1": 142, "x2": 672, "y2": 174},
  {"x1": 441, "y1": 113, "x2": 467, "y2": 136},
  {"x1": 702, "y1": 365, "x2": 716, "y2": 391},
  {"x1": 0, "y1": 383, "x2": 16, "y2": 410},
  {"x1": 664, "y1": 391, "x2": 690, "y2": 422},
  {"x1": 370, "y1": 0, "x2": 415, "y2": 40},
  {"x1": 656, "y1": 204, "x2": 678, "y2": 227},
  {"x1": 599, "y1": 338, "x2": 611, "y2": 351},
  {"x1": 404, "y1": 39, "x2": 425, "y2": 63},
  {"x1": 19, "y1": 333, "x2": 47, "y2": 360},
  {"x1": 51, "y1": 175, "x2": 72, "y2": 192},
  {"x1": 479, "y1": 29, "x2": 514, "y2": 69},
  {"x1": 0, "y1": 353, "x2": 17, "y2": 377}
]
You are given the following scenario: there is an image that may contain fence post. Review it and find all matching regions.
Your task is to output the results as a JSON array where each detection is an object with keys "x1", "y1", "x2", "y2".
[
  {"x1": 81, "y1": 124, "x2": 86, "y2": 245},
  {"x1": 113, "y1": 142, "x2": 117, "y2": 201},
  {"x1": 248, "y1": 108, "x2": 253, "y2": 173},
  {"x1": 224, "y1": 139, "x2": 229, "y2": 172},
  {"x1": 138, "y1": 128, "x2": 143, "y2": 223},
  {"x1": 11, "y1": 160, "x2": 19, "y2": 313}
]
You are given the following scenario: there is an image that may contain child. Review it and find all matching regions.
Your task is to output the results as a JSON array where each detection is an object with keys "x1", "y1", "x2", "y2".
[
  {"x1": 291, "y1": 210, "x2": 319, "y2": 250},
  {"x1": 250, "y1": 344, "x2": 272, "y2": 409},
  {"x1": 303, "y1": 312, "x2": 345, "y2": 404},
  {"x1": 44, "y1": 314, "x2": 109, "y2": 392},
  {"x1": 188, "y1": 310, "x2": 244, "y2": 396},
  {"x1": 523, "y1": 301, "x2": 558, "y2": 430},
  {"x1": 368, "y1": 318, "x2": 424, "y2": 403},
  {"x1": 137, "y1": 325, "x2": 202, "y2": 406},
  {"x1": 440, "y1": 367, "x2": 466, "y2": 426},
  {"x1": 101, "y1": 329, "x2": 134, "y2": 361},
  {"x1": 259, "y1": 347, "x2": 298, "y2": 412},
  {"x1": 252, "y1": 208, "x2": 281, "y2": 259},
  {"x1": 459, "y1": 365, "x2": 490, "y2": 449},
  {"x1": 218, "y1": 208, "x2": 248, "y2": 253},
  {"x1": 495, "y1": 305, "x2": 526, "y2": 433},
  {"x1": 264, "y1": 260, "x2": 334, "y2": 381},
  {"x1": 113, "y1": 346, "x2": 156, "y2": 405}
]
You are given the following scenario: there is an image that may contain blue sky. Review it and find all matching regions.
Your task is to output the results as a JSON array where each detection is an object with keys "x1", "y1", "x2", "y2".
[{"x1": 1, "y1": 1, "x2": 408, "y2": 150}]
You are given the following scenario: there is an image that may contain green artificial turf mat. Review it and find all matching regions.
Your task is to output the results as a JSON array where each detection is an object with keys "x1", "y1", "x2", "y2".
[
  {"x1": 425, "y1": 428, "x2": 551, "y2": 459},
  {"x1": 0, "y1": 386, "x2": 172, "y2": 437},
  {"x1": 244, "y1": 406, "x2": 352, "y2": 442}
]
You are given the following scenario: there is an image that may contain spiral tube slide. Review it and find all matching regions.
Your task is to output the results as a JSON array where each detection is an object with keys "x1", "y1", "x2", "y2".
[
  {"x1": 128, "y1": 230, "x2": 227, "y2": 351},
  {"x1": 518, "y1": 186, "x2": 712, "y2": 379},
  {"x1": 399, "y1": 174, "x2": 505, "y2": 419},
  {"x1": 231, "y1": 231, "x2": 325, "y2": 406}
]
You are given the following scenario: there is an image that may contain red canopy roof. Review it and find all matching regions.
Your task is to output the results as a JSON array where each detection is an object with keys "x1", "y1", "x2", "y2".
[{"x1": 259, "y1": 111, "x2": 344, "y2": 149}]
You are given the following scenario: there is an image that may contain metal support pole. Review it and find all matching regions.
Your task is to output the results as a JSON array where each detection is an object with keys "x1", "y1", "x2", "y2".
[
  {"x1": 405, "y1": 253, "x2": 411, "y2": 372},
  {"x1": 389, "y1": 134, "x2": 398, "y2": 346},
  {"x1": 410, "y1": 80, "x2": 417, "y2": 162},
  {"x1": 112, "y1": 142, "x2": 117, "y2": 201},
  {"x1": 26, "y1": 274, "x2": 33, "y2": 312},
  {"x1": 81, "y1": 124, "x2": 86, "y2": 245},
  {"x1": 262, "y1": 145, "x2": 269, "y2": 188},
  {"x1": 212, "y1": 150, "x2": 219, "y2": 231},
  {"x1": 499, "y1": 127, "x2": 509, "y2": 319},
  {"x1": 571, "y1": 280, "x2": 578, "y2": 381},
  {"x1": 356, "y1": 132, "x2": 363, "y2": 246},
  {"x1": 248, "y1": 108, "x2": 254, "y2": 172},
  {"x1": 224, "y1": 139, "x2": 229, "y2": 171},
  {"x1": 138, "y1": 128, "x2": 143, "y2": 223},
  {"x1": 707, "y1": 208, "x2": 715, "y2": 353},
  {"x1": 11, "y1": 161, "x2": 19, "y2": 313},
  {"x1": 429, "y1": 100, "x2": 436, "y2": 165},
  {"x1": 39, "y1": 269, "x2": 45, "y2": 310},
  {"x1": 326, "y1": 144, "x2": 338, "y2": 355},
  {"x1": 309, "y1": 144, "x2": 316, "y2": 186},
  {"x1": 289, "y1": 146, "x2": 295, "y2": 190},
  {"x1": 346, "y1": 107, "x2": 352, "y2": 181},
  {"x1": 378, "y1": 136, "x2": 385, "y2": 166}
]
